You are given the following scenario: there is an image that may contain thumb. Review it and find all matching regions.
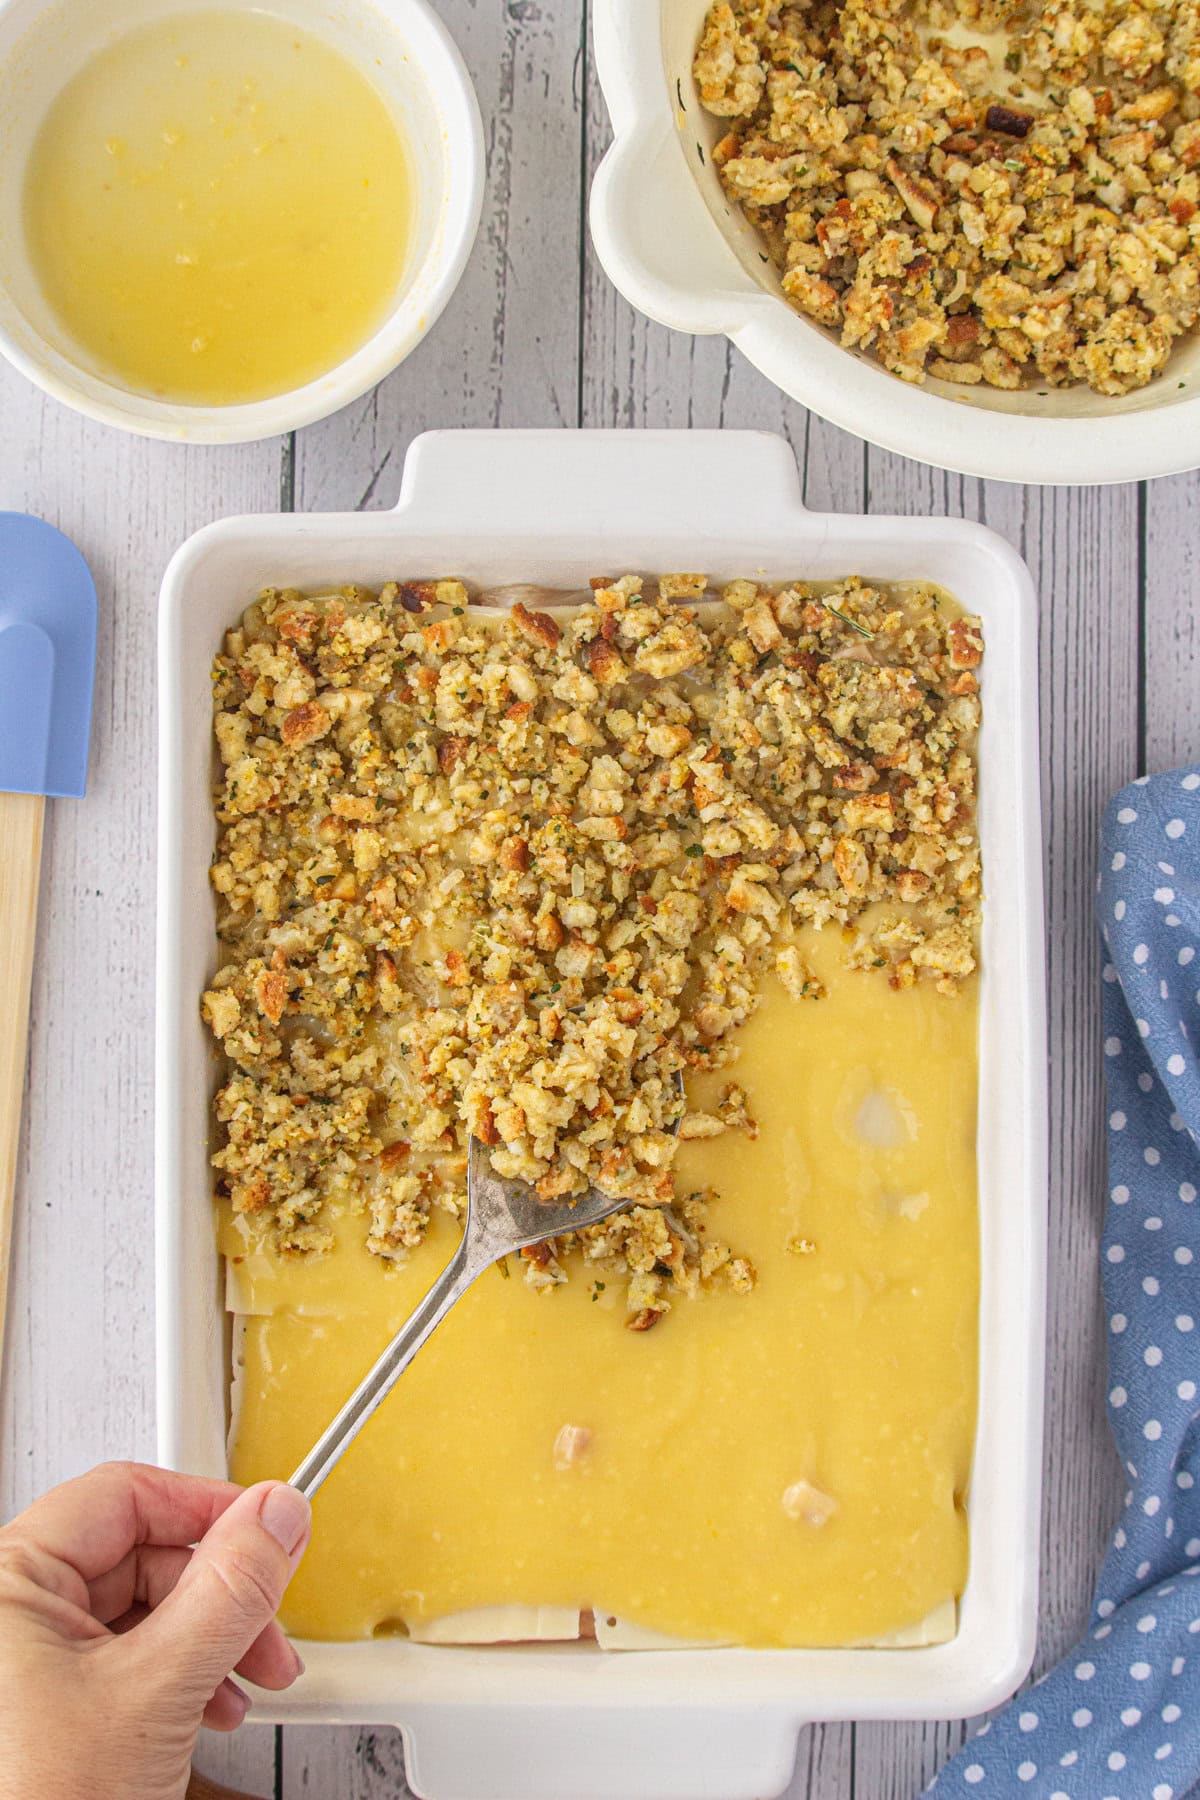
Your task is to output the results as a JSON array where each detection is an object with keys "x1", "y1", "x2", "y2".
[{"x1": 133, "y1": 1481, "x2": 311, "y2": 1706}]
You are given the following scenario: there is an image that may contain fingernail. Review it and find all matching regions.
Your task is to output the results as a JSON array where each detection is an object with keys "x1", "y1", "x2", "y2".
[
  {"x1": 259, "y1": 1483, "x2": 311, "y2": 1558},
  {"x1": 290, "y1": 1646, "x2": 306, "y2": 1680}
]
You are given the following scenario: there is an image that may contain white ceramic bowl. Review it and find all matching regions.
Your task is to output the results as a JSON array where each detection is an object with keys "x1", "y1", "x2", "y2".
[
  {"x1": 590, "y1": 0, "x2": 1200, "y2": 486},
  {"x1": 158, "y1": 428, "x2": 1048, "y2": 1800},
  {"x1": 0, "y1": 0, "x2": 483, "y2": 443}
]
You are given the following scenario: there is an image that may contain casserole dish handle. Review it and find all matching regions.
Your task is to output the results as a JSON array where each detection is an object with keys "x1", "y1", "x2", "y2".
[
  {"x1": 400, "y1": 1703, "x2": 803, "y2": 1800},
  {"x1": 589, "y1": 122, "x2": 765, "y2": 338},
  {"x1": 394, "y1": 427, "x2": 814, "y2": 540},
  {"x1": 588, "y1": 0, "x2": 770, "y2": 339}
]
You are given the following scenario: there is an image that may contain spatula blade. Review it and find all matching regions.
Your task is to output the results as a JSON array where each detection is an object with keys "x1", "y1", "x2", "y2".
[{"x1": 0, "y1": 514, "x2": 97, "y2": 798}]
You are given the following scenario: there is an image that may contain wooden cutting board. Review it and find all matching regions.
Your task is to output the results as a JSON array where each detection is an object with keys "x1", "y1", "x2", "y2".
[{"x1": 187, "y1": 1774, "x2": 265, "y2": 1800}]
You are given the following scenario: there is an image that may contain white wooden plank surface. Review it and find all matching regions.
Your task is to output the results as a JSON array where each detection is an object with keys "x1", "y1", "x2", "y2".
[
  {"x1": 0, "y1": 1, "x2": 1193, "y2": 1797},
  {"x1": 0, "y1": 380, "x2": 281, "y2": 1800},
  {"x1": 1145, "y1": 473, "x2": 1200, "y2": 773},
  {"x1": 193, "y1": 1724, "x2": 278, "y2": 1798}
]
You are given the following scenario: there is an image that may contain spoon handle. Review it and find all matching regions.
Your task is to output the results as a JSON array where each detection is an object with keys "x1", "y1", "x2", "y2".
[
  {"x1": 0, "y1": 792, "x2": 44, "y2": 1369},
  {"x1": 288, "y1": 1239, "x2": 485, "y2": 1501}
]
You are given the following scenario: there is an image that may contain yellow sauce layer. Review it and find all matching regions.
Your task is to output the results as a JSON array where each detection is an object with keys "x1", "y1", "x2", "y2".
[
  {"x1": 226, "y1": 919, "x2": 978, "y2": 1646},
  {"x1": 24, "y1": 11, "x2": 411, "y2": 404}
]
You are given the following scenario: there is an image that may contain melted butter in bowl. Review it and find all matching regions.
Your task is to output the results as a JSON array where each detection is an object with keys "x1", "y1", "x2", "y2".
[{"x1": 22, "y1": 10, "x2": 413, "y2": 405}]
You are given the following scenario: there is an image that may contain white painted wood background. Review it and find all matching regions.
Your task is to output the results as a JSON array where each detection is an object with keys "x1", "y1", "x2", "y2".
[{"x1": 0, "y1": 2, "x2": 1193, "y2": 1795}]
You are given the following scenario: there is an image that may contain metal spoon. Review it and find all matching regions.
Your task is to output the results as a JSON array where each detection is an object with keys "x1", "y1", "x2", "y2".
[{"x1": 289, "y1": 1120, "x2": 685, "y2": 1500}]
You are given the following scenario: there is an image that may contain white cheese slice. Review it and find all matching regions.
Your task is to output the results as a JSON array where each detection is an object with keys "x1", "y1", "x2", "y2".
[
  {"x1": 861, "y1": 1595, "x2": 957, "y2": 1648},
  {"x1": 594, "y1": 1613, "x2": 730, "y2": 1651},
  {"x1": 402, "y1": 1606, "x2": 581, "y2": 1645},
  {"x1": 227, "y1": 1312, "x2": 248, "y2": 1462},
  {"x1": 225, "y1": 1256, "x2": 341, "y2": 1317},
  {"x1": 226, "y1": 1258, "x2": 270, "y2": 1315},
  {"x1": 591, "y1": 1597, "x2": 956, "y2": 1652},
  {"x1": 399, "y1": 1599, "x2": 956, "y2": 1650}
]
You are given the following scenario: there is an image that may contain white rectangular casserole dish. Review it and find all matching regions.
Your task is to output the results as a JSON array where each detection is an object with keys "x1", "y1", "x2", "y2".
[{"x1": 157, "y1": 428, "x2": 1047, "y2": 1800}]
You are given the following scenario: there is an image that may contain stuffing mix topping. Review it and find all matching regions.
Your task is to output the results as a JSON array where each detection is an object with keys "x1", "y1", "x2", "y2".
[
  {"x1": 202, "y1": 575, "x2": 981, "y2": 1323},
  {"x1": 695, "y1": 0, "x2": 1200, "y2": 393}
]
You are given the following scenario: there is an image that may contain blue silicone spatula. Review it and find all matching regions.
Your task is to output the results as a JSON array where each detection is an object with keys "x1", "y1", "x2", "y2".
[{"x1": 0, "y1": 515, "x2": 96, "y2": 1352}]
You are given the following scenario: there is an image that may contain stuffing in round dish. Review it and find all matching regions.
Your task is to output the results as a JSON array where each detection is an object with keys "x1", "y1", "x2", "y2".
[{"x1": 696, "y1": 0, "x2": 1200, "y2": 393}]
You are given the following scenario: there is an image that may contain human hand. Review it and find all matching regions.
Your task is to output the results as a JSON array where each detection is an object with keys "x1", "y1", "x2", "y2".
[{"x1": 0, "y1": 1460, "x2": 311, "y2": 1800}]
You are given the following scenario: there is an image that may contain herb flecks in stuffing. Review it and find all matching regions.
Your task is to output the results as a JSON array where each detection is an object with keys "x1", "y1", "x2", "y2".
[{"x1": 202, "y1": 575, "x2": 981, "y2": 1322}]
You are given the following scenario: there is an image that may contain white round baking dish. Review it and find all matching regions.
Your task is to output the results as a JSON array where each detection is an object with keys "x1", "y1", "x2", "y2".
[
  {"x1": 0, "y1": 0, "x2": 483, "y2": 443},
  {"x1": 589, "y1": 0, "x2": 1200, "y2": 486}
]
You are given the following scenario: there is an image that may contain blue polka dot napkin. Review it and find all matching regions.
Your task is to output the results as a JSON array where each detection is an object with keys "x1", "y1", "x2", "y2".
[{"x1": 932, "y1": 766, "x2": 1200, "y2": 1800}]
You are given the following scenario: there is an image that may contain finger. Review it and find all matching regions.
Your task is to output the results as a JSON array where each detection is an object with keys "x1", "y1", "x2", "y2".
[
  {"x1": 95, "y1": 1545, "x2": 301, "y2": 1688},
  {"x1": 128, "y1": 1482, "x2": 310, "y2": 1708},
  {"x1": 88, "y1": 1543, "x2": 193, "y2": 1625},
  {"x1": 113, "y1": 1609, "x2": 300, "y2": 1687},
  {"x1": 4, "y1": 1462, "x2": 244, "y2": 1583},
  {"x1": 201, "y1": 1678, "x2": 250, "y2": 1733},
  {"x1": 233, "y1": 1617, "x2": 304, "y2": 1692}
]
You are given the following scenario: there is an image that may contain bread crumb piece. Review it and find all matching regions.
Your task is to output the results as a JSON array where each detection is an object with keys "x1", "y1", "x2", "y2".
[
  {"x1": 782, "y1": 1479, "x2": 838, "y2": 1528},
  {"x1": 553, "y1": 1424, "x2": 593, "y2": 1470}
]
